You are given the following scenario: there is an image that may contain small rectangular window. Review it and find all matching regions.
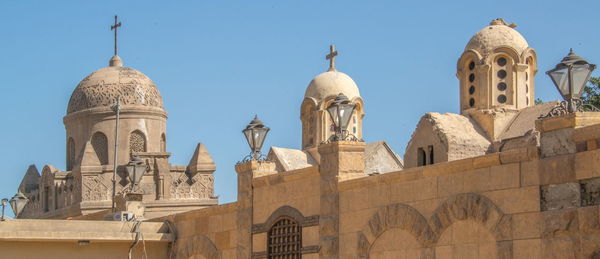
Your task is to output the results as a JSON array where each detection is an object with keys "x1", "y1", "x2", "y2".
[
  {"x1": 44, "y1": 186, "x2": 49, "y2": 212},
  {"x1": 428, "y1": 145, "x2": 434, "y2": 165}
]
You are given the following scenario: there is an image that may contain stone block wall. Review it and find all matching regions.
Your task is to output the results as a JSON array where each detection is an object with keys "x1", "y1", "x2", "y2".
[
  {"x1": 338, "y1": 146, "x2": 600, "y2": 259},
  {"x1": 163, "y1": 202, "x2": 238, "y2": 259}
]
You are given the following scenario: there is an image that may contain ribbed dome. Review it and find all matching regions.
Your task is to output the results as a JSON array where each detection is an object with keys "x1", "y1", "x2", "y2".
[
  {"x1": 67, "y1": 56, "x2": 164, "y2": 114},
  {"x1": 304, "y1": 71, "x2": 360, "y2": 101},
  {"x1": 465, "y1": 19, "x2": 529, "y2": 56}
]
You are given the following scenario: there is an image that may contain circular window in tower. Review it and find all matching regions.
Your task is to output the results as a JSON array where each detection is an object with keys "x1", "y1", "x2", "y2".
[
  {"x1": 497, "y1": 94, "x2": 507, "y2": 103},
  {"x1": 469, "y1": 85, "x2": 475, "y2": 95},
  {"x1": 497, "y1": 82, "x2": 507, "y2": 91},
  {"x1": 497, "y1": 70, "x2": 507, "y2": 79},
  {"x1": 469, "y1": 98, "x2": 475, "y2": 107},
  {"x1": 469, "y1": 73, "x2": 475, "y2": 82},
  {"x1": 469, "y1": 61, "x2": 475, "y2": 70},
  {"x1": 497, "y1": 57, "x2": 507, "y2": 66}
]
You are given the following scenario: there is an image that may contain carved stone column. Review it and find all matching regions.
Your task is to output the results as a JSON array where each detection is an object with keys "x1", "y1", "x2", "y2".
[{"x1": 318, "y1": 141, "x2": 365, "y2": 259}]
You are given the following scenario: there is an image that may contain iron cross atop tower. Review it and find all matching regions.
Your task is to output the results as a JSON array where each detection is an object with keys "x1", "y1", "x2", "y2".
[
  {"x1": 326, "y1": 45, "x2": 338, "y2": 72},
  {"x1": 111, "y1": 15, "x2": 122, "y2": 56}
]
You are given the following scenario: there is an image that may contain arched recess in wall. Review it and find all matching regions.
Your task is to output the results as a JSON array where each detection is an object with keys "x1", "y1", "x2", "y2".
[
  {"x1": 129, "y1": 130, "x2": 146, "y2": 153},
  {"x1": 160, "y1": 133, "x2": 166, "y2": 152},
  {"x1": 301, "y1": 98, "x2": 317, "y2": 149},
  {"x1": 175, "y1": 234, "x2": 220, "y2": 259},
  {"x1": 91, "y1": 132, "x2": 109, "y2": 165},
  {"x1": 67, "y1": 138, "x2": 75, "y2": 170},
  {"x1": 357, "y1": 193, "x2": 511, "y2": 258}
]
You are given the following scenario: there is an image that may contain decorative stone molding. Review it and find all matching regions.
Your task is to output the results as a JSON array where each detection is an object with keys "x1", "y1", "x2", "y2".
[
  {"x1": 357, "y1": 193, "x2": 510, "y2": 258},
  {"x1": 175, "y1": 234, "x2": 220, "y2": 259},
  {"x1": 252, "y1": 205, "x2": 319, "y2": 234}
]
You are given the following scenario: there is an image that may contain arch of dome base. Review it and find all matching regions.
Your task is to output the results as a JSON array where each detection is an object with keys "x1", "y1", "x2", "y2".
[{"x1": 357, "y1": 193, "x2": 512, "y2": 258}]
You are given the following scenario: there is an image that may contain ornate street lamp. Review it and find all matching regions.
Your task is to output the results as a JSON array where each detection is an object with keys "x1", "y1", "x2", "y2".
[
  {"x1": 9, "y1": 192, "x2": 28, "y2": 218},
  {"x1": 542, "y1": 49, "x2": 597, "y2": 118},
  {"x1": 327, "y1": 93, "x2": 357, "y2": 141},
  {"x1": 242, "y1": 115, "x2": 270, "y2": 161},
  {"x1": 125, "y1": 156, "x2": 146, "y2": 192}
]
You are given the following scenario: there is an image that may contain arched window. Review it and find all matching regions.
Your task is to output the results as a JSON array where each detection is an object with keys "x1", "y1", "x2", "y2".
[
  {"x1": 268, "y1": 217, "x2": 302, "y2": 259},
  {"x1": 130, "y1": 130, "x2": 146, "y2": 153},
  {"x1": 67, "y1": 138, "x2": 75, "y2": 170},
  {"x1": 160, "y1": 133, "x2": 166, "y2": 152},
  {"x1": 417, "y1": 147, "x2": 426, "y2": 166},
  {"x1": 91, "y1": 132, "x2": 109, "y2": 165}
]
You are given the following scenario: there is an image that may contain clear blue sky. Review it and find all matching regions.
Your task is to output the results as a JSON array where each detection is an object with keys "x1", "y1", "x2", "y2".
[{"x1": 1, "y1": 0, "x2": 598, "y2": 216}]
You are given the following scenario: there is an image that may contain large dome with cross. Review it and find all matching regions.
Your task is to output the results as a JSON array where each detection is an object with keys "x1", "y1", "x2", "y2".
[{"x1": 66, "y1": 55, "x2": 164, "y2": 114}]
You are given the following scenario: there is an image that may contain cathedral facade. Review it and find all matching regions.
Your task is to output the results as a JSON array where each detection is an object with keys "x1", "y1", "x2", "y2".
[{"x1": 3, "y1": 18, "x2": 600, "y2": 259}]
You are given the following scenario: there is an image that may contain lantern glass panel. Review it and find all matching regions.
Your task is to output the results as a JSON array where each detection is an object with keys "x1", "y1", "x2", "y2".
[
  {"x1": 548, "y1": 67, "x2": 569, "y2": 98},
  {"x1": 571, "y1": 64, "x2": 594, "y2": 98},
  {"x1": 338, "y1": 104, "x2": 356, "y2": 130},
  {"x1": 243, "y1": 128, "x2": 255, "y2": 150},
  {"x1": 253, "y1": 128, "x2": 269, "y2": 152},
  {"x1": 327, "y1": 105, "x2": 339, "y2": 128}
]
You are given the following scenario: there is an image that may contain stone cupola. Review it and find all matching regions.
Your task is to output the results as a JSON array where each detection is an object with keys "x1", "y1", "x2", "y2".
[
  {"x1": 64, "y1": 55, "x2": 168, "y2": 170},
  {"x1": 456, "y1": 18, "x2": 538, "y2": 140},
  {"x1": 457, "y1": 18, "x2": 537, "y2": 114},
  {"x1": 300, "y1": 46, "x2": 365, "y2": 160}
]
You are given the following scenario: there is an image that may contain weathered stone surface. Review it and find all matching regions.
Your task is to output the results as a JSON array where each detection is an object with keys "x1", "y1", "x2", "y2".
[
  {"x1": 542, "y1": 209, "x2": 579, "y2": 238},
  {"x1": 541, "y1": 183, "x2": 581, "y2": 211},
  {"x1": 581, "y1": 177, "x2": 600, "y2": 207},
  {"x1": 540, "y1": 128, "x2": 575, "y2": 158}
]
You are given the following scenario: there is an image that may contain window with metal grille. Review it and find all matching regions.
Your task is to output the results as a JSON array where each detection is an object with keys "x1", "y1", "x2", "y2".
[{"x1": 267, "y1": 217, "x2": 302, "y2": 259}]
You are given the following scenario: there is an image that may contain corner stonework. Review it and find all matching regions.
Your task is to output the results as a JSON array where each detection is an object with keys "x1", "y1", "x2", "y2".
[
  {"x1": 318, "y1": 141, "x2": 366, "y2": 258},
  {"x1": 235, "y1": 160, "x2": 276, "y2": 259}
]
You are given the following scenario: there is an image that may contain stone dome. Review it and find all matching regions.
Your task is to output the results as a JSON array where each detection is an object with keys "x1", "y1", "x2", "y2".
[
  {"x1": 304, "y1": 71, "x2": 361, "y2": 101},
  {"x1": 67, "y1": 56, "x2": 164, "y2": 114},
  {"x1": 465, "y1": 18, "x2": 529, "y2": 56}
]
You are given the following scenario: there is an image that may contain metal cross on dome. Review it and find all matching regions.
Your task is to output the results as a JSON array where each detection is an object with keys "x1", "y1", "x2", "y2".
[
  {"x1": 111, "y1": 15, "x2": 122, "y2": 56},
  {"x1": 326, "y1": 45, "x2": 338, "y2": 72}
]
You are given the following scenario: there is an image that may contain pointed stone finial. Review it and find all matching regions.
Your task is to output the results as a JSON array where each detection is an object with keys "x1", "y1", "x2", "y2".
[
  {"x1": 75, "y1": 141, "x2": 102, "y2": 173},
  {"x1": 18, "y1": 165, "x2": 40, "y2": 194},
  {"x1": 109, "y1": 55, "x2": 123, "y2": 67},
  {"x1": 187, "y1": 143, "x2": 216, "y2": 175},
  {"x1": 326, "y1": 45, "x2": 338, "y2": 72}
]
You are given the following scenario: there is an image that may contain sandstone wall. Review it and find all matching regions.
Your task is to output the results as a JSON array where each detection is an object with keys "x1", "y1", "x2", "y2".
[{"x1": 338, "y1": 146, "x2": 600, "y2": 259}]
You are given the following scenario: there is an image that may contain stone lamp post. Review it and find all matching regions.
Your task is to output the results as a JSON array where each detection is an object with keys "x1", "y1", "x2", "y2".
[
  {"x1": 242, "y1": 115, "x2": 270, "y2": 161},
  {"x1": 543, "y1": 49, "x2": 597, "y2": 117},
  {"x1": 327, "y1": 93, "x2": 357, "y2": 141}
]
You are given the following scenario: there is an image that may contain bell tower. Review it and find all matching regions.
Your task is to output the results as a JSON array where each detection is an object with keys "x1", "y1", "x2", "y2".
[
  {"x1": 457, "y1": 18, "x2": 537, "y2": 140},
  {"x1": 301, "y1": 45, "x2": 364, "y2": 159}
]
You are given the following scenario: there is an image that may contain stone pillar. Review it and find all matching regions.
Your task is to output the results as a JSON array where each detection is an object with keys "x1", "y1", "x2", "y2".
[
  {"x1": 235, "y1": 160, "x2": 275, "y2": 259},
  {"x1": 318, "y1": 141, "x2": 366, "y2": 259},
  {"x1": 115, "y1": 192, "x2": 145, "y2": 219},
  {"x1": 536, "y1": 112, "x2": 600, "y2": 157}
]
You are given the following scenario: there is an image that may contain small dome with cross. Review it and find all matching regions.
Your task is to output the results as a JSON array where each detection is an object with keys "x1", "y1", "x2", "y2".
[
  {"x1": 304, "y1": 71, "x2": 360, "y2": 101},
  {"x1": 304, "y1": 45, "x2": 361, "y2": 101}
]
